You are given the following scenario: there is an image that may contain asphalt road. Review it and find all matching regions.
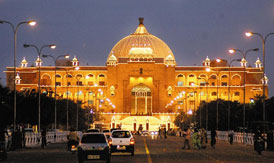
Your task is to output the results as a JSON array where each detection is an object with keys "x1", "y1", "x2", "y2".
[{"x1": 2, "y1": 135, "x2": 274, "y2": 163}]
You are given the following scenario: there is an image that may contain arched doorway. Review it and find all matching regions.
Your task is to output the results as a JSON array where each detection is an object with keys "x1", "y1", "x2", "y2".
[{"x1": 131, "y1": 83, "x2": 152, "y2": 115}]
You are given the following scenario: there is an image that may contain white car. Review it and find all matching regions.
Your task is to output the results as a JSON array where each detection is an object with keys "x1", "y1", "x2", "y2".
[{"x1": 109, "y1": 130, "x2": 135, "y2": 156}]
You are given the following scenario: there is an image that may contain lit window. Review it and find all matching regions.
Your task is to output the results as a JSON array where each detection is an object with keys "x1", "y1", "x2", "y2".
[
  {"x1": 212, "y1": 92, "x2": 217, "y2": 96},
  {"x1": 221, "y1": 82, "x2": 227, "y2": 86},
  {"x1": 234, "y1": 92, "x2": 240, "y2": 96},
  {"x1": 178, "y1": 81, "x2": 183, "y2": 86}
]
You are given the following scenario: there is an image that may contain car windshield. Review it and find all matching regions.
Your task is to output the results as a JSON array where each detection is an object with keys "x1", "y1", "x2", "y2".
[
  {"x1": 87, "y1": 129, "x2": 99, "y2": 132},
  {"x1": 81, "y1": 134, "x2": 106, "y2": 143},
  {"x1": 112, "y1": 131, "x2": 131, "y2": 138}
]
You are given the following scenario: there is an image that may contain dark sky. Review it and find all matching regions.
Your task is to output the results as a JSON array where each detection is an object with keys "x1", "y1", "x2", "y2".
[{"x1": 1, "y1": 0, "x2": 274, "y2": 96}]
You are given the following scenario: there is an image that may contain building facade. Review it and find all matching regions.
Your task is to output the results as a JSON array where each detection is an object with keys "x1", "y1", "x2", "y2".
[{"x1": 5, "y1": 18, "x2": 267, "y2": 131}]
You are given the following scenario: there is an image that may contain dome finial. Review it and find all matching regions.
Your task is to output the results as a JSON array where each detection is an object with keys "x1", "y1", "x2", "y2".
[{"x1": 139, "y1": 17, "x2": 144, "y2": 25}]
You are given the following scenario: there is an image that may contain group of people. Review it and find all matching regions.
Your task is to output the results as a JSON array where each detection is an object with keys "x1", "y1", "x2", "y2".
[
  {"x1": 157, "y1": 127, "x2": 167, "y2": 139},
  {"x1": 181, "y1": 127, "x2": 217, "y2": 150}
]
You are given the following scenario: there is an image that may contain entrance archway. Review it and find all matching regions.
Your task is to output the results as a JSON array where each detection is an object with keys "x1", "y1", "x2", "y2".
[{"x1": 131, "y1": 83, "x2": 152, "y2": 115}]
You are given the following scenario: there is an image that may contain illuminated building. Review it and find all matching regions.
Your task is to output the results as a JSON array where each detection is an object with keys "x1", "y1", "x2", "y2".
[{"x1": 5, "y1": 18, "x2": 266, "y2": 131}]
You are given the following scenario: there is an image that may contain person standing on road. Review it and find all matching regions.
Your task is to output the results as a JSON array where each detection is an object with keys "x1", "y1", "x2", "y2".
[
  {"x1": 164, "y1": 127, "x2": 167, "y2": 139},
  {"x1": 200, "y1": 128, "x2": 207, "y2": 149},
  {"x1": 182, "y1": 128, "x2": 191, "y2": 149},
  {"x1": 228, "y1": 130, "x2": 234, "y2": 145},
  {"x1": 41, "y1": 128, "x2": 47, "y2": 149},
  {"x1": 191, "y1": 128, "x2": 201, "y2": 149},
  {"x1": 210, "y1": 129, "x2": 217, "y2": 149},
  {"x1": 157, "y1": 127, "x2": 162, "y2": 139}
]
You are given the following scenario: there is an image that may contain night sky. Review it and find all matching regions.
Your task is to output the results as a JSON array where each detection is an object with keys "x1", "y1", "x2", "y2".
[{"x1": 1, "y1": 0, "x2": 274, "y2": 96}]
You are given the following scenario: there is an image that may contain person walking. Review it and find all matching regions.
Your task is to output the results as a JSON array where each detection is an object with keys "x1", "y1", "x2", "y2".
[
  {"x1": 41, "y1": 128, "x2": 47, "y2": 149},
  {"x1": 157, "y1": 127, "x2": 162, "y2": 139},
  {"x1": 228, "y1": 130, "x2": 234, "y2": 145},
  {"x1": 164, "y1": 127, "x2": 167, "y2": 139},
  {"x1": 210, "y1": 129, "x2": 217, "y2": 149},
  {"x1": 182, "y1": 128, "x2": 191, "y2": 149},
  {"x1": 200, "y1": 128, "x2": 207, "y2": 149},
  {"x1": 191, "y1": 128, "x2": 201, "y2": 149}
]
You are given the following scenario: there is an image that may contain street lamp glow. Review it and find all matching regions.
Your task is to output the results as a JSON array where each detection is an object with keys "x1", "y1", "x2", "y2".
[
  {"x1": 64, "y1": 54, "x2": 70, "y2": 59},
  {"x1": 28, "y1": 20, "x2": 36, "y2": 26},
  {"x1": 245, "y1": 32, "x2": 253, "y2": 37},
  {"x1": 206, "y1": 67, "x2": 211, "y2": 72},
  {"x1": 187, "y1": 109, "x2": 193, "y2": 115},
  {"x1": 75, "y1": 66, "x2": 80, "y2": 70},
  {"x1": 216, "y1": 58, "x2": 221, "y2": 62},
  {"x1": 50, "y1": 45, "x2": 56, "y2": 49},
  {"x1": 85, "y1": 75, "x2": 90, "y2": 79},
  {"x1": 229, "y1": 49, "x2": 235, "y2": 54}
]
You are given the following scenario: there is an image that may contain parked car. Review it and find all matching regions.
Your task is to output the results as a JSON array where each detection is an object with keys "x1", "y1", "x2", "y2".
[
  {"x1": 109, "y1": 130, "x2": 135, "y2": 155},
  {"x1": 77, "y1": 133, "x2": 110, "y2": 163},
  {"x1": 86, "y1": 129, "x2": 100, "y2": 133}
]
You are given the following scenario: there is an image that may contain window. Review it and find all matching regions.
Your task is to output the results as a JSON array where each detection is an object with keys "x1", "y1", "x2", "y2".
[
  {"x1": 200, "y1": 82, "x2": 206, "y2": 86},
  {"x1": 99, "y1": 74, "x2": 105, "y2": 78},
  {"x1": 234, "y1": 92, "x2": 240, "y2": 96},
  {"x1": 221, "y1": 82, "x2": 227, "y2": 86},
  {"x1": 81, "y1": 134, "x2": 106, "y2": 143},
  {"x1": 76, "y1": 81, "x2": 82, "y2": 86},
  {"x1": 66, "y1": 74, "x2": 72, "y2": 78},
  {"x1": 221, "y1": 75, "x2": 228, "y2": 78},
  {"x1": 211, "y1": 82, "x2": 215, "y2": 86},
  {"x1": 56, "y1": 74, "x2": 61, "y2": 78},
  {"x1": 99, "y1": 81, "x2": 105, "y2": 86},
  {"x1": 56, "y1": 82, "x2": 61, "y2": 86},
  {"x1": 112, "y1": 131, "x2": 131, "y2": 138},
  {"x1": 178, "y1": 81, "x2": 183, "y2": 86},
  {"x1": 88, "y1": 81, "x2": 93, "y2": 86},
  {"x1": 210, "y1": 75, "x2": 217, "y2": 79},
  {"x1": 67, "y1": 82, "x2": 71, "y2": 86},
  {"x1": 189, "y1": 101, "x2": 194, "y2": 105},
  {"x1": 200, "y1": 74, "x2": 206, "y2": 78},
  {"x1": 189, "y1": 74, "x2": 194, "y2": 77},
  {"x1": 177, "y1": 74, "x2": 183, "y2": 78},
  {"x1": 87, "y1": 74, "x2": 93, "y2": 78},
  {"x1": 177, "y1": 101, "x2": 183, "y2": 104},
  {"x1": 88, "y1": 100, "x2": 93, "y2": 105},
  {"x1": 212, "y1": 92, "x2": 217, "y2": 96}
]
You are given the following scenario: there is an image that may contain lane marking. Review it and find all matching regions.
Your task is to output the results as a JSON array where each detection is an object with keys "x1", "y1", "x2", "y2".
[{"x1": 144, "y1": 138, "x2": 152, "y2": 163}]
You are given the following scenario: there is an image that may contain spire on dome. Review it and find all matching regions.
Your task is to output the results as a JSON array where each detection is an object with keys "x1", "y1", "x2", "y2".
[
  {"x1": 133, "y1": 17, "x2": 149, "y2": 35},
  {"x1": 21, "y1": 57, "x2": 28, "y2": 68},
  {"x1": 35, "y1": 56, "x2": 43, "y2": 67},
  {"x1": 203, "y1": 56, "x2": 210, "y2": 66},
  {"x1": 72, "y1": 56, "x2": 79, "y2": 67},
  {"x1": 255, "y1": 57, "x2": 262, "y2": 68}
]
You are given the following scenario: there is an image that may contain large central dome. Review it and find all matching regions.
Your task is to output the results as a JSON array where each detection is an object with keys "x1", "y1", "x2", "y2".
[{"x1": 107, "y1": 18, "x2": 176, "y2": 65}]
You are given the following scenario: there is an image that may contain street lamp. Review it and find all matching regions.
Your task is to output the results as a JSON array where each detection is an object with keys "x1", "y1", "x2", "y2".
[
  {"x1": 206, "y1": 63, "x2": 227, "y2": 130},
  {"x1": 226, "y1": 58, "x2": 242, "y2": 131},
  {"x1": 23, "y1": 44, "x2": 56, "y2": 132},
  {"x1": 229, "y1": 48, "x2": 259, "y2": 130},
  {"x1": 75, "y1": 69, "x2": 82, "y2": 131},
  {"x1": 245, "y1": 32, "x2": 274, "y2": 127},
  {"x1": 42, "y1": 54, "x2": 70, "y2": 131},
  {"x1": 56, "y1": 67, "x2": 71, "y2": 131},
  {"x1": 198, "y1": 77, "x2": 209, "y2": 130},
  {"x1": 0, "y1": 19, "x2": 36, "y2": 130}
]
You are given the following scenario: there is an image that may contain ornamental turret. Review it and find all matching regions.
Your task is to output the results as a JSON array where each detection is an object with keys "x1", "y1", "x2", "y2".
[
  {"x1": 255, "y1": 58, "x2": 262, "y2": 68},
  {"x1": 35, "y1": 56, "x2": 43, "y2": 67},
  {"x1": 15, "y1": 73, "x2": 21, "y2": 84},
  {"x1": 107, "y1": 53, "x2": 117, "y2": 66},
  {"x1": 203, "y1": 56, "x2": 210, "y2": 66},
  {"x1": 240, "y1": 58, "x2": 247, "y2": 67},
  {"x1": 165, "y1": 54, "x2": 176, "y2": 67},
  {"x1": 20, "y1": 57, "x2": 28, "y2": 68},
  {"x1": 72, "y1": 56, "x2": 79, "y2": 67}
]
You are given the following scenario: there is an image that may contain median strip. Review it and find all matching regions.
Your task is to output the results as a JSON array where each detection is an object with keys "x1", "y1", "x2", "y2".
[{"x1": 144, "y1": 138, "x2": 152, "y2": 163}]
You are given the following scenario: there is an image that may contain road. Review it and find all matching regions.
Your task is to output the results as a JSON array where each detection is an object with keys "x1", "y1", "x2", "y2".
[{"x1": 3, "y1": 135, "x2": 274, "y2": 163}]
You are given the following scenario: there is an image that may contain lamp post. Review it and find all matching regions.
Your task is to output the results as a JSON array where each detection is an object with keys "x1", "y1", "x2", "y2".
[
  {"x1": 229, "y1": 48, "x2": 259, "y2": 130},
  {"x1": 206, "y1": 62, "x2": 227, "y2": 130},
  {"x1": 42, "y1": 54, "x2": 70, "y2": 130},
  {"x1": 198, "y1": 77, "x2": 209, "y2": 130},
  {"x1": 23, "y1": 44, "x2": 56, "y2": 132},
  {"x1": 0, "y1": 20, "x2": 36, "y2": 130},
  {"x1": 245, "y1": 32, "x2": 274, "y2": 127},
  {"x1": 75, "y1": 69, "x2": 82, "y2": 131},
  {"x1": 57, "y1": 67, "x2": 70, "y2": 131},
  {"x1": 226, "y1": 58, "x2": 242, "y2": 131}
]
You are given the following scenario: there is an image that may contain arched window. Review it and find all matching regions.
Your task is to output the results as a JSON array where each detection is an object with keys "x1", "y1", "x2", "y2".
[
  {"x1": 99, "y1": 74, "x2": 105, "y2": 78},
  {"x1": 211, "y1": 92, "x2": 217, "y2": 96},
  {"x1": 234, "y1": 92, "x2": 240, "y2": 96},
  {"x1": 66, "y1": 74, "x2": 72, "y2": 78},
  {"x1": 210, "y1": 75, "x2": 217, "y2": 79},
  {"x1": 221, "y1": 75, "x2": 228, "y2": 78},
  {"x1": 200, "y1": 74, "x2": 206, "y2": 78},
  {"x1": 55, "y1": 74, "x2": 61, "y2": 78},
  {"x1": 189, "y1": 74, "x2": 195, "y2": 77},
  {"x1": 231, "y1": 74, "x2": 241, "y2": 86},
  {"x1": 76, "y1": 74, "x2": 82, "y2": 78},
  {"x1": 177, "y1": 74, "x2": 184, "y2": 78}
]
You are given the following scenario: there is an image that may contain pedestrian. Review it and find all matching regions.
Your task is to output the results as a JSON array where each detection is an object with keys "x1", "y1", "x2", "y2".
[
  {"x1": 41, "y1": 128, "x2": 47, "y2": 149},
  {"x1": 182, "y1": 128, "x2": 191, "y2": 149},
  {"x1": 191, "y1": 128, "x2": 201, "y2": 149},
  {"x1": 157, "y1": 127, "x2": 162, "y2": 139},
  {"x1": 228, "y1": 130, "x2": 234, "y2": 145},
  {"x1": 200, "y1": 128, "x2": 207, "y2": 149},
  {"x1": 210, "y1": 129, "x2": 217, "y2": 149},
  {"x1": 164, "y1": 127, "x2": 167, "y2": 139}
]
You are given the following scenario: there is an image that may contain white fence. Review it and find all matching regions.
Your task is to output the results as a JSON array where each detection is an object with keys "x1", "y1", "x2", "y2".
[
  {"x1": 215, "y1": 131, "x2": 255, "y2": 146},
  {"x1": 25, "y1": 131, "x2": 69, "y2": 147}
]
